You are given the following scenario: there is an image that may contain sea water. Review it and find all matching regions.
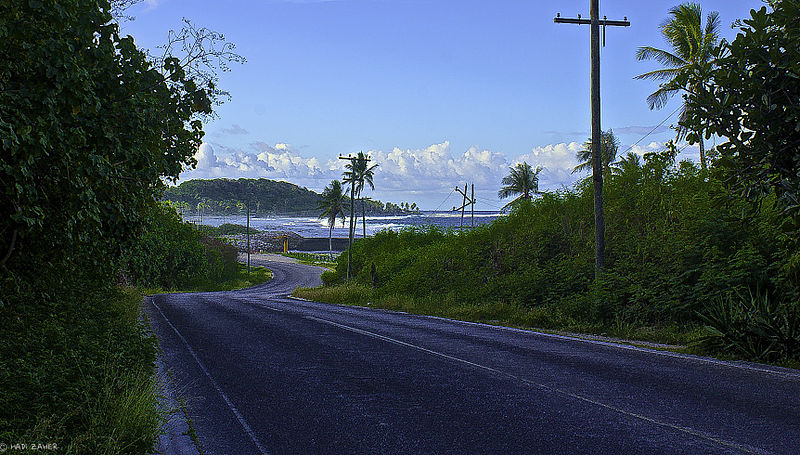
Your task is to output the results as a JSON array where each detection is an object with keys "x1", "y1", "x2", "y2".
[{"x1": 189, "y1": 211, "x2": 504, "y2": 238}]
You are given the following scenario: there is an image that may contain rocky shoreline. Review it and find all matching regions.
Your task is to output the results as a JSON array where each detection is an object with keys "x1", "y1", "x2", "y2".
[{"x1": 223, "y1": 231, "x2": 355, "y2": 253}]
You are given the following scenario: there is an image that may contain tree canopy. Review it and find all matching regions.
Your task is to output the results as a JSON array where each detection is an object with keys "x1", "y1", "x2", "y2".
[{"x1": 680, "y1": 0, "x2": 800, "y2": 220}]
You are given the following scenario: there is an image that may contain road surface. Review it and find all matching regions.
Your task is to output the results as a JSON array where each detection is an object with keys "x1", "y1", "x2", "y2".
[{"x1": 145, "y1": 258, "x2": 800, "y2": 455}]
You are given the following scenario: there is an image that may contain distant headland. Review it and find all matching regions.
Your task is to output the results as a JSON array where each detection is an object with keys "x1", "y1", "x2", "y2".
[{"x1": 162, "y1": 178, "x2": 421, "y2": 217}]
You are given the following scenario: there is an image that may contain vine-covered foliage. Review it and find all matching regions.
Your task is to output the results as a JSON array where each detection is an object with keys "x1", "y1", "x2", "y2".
[
  {"x1": 122, "y1": 204, "x2": 239, "y2": 290},
  {"x1": 0, "y1": 0, "x2": 228, "y2": 449}
]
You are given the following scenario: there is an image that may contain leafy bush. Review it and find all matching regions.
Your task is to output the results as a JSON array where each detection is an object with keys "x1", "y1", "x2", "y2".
[
  {"x1": 697, "y1": 292, "x2": 800, "y2": 362},
  {"x1": 317, "y1": 155, "x2": 798, "y2": 352},
  {"x1": 122, "y1": 204, "x2": 240, "y2": 289}
]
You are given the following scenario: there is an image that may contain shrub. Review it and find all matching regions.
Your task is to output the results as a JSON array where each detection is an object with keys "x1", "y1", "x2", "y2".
[{"x1": 697, "y1": 291, "x2": 800, "y2": 362}]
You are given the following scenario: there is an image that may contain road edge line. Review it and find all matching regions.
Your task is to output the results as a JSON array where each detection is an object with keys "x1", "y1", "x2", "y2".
[{"x1": 151, "y1": 299, "x2": 272, "y2": 455}]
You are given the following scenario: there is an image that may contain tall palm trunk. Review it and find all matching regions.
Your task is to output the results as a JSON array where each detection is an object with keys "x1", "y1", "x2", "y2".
[
  {"x1": 362, "y1": 198, "x2": 366, "y2": 238},
  {"x1": 328, "y1": 223, "x2": 333, "y2": 259}
]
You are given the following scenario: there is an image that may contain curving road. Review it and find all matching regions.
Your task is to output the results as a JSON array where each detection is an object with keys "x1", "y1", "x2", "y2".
[{"x1": 146, "y1": 258, "x2": 800, "y2": 455}]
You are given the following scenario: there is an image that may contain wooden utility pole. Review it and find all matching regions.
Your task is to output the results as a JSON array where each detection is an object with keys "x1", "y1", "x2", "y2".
[
  {"x1": 339, "y1": 154, "x2": 370, "y2": 281},
  {"x1": 246, "y1": 199, "x2": 251, "y2": 274},
  {"x1": 555, "y1": 3, "x2": 629, "y2": 277},
  {"x1": 453, "y1": 183, "x2": 476, "y2": 229}
]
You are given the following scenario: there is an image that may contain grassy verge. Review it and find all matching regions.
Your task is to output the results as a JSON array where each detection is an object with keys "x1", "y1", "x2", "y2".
[
  {"x1": 294, "y1": 284, "x2": 800, "y2": 369},
  {"x1": 293, "y1": 284, "x2": 704, "y2": 348},
  {"x1": 281, "y1": 252, "x2": 338, "y2": 269},
  {"x1": 140, "y1": 263, "x2": 272, "y2": 295},
  {"x1": 0, "y1": 287, "x2": 161, "y2": 454}
]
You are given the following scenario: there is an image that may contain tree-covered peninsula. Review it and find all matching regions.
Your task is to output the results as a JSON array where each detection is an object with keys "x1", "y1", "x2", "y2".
[{"x1": 163, "y1": 178, "x2": 421, "y2": 216}]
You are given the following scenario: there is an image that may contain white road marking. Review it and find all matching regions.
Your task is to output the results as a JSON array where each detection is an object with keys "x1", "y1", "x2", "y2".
[
  {"x1": 151, "y1": 299, "x2": 271, "y2": 455},
  {"x1": 304, "y1": 315, "x2": 773, "y2": 455},
  {"x1": 286, "y1": 296, "x2": 800, "y2": 381}
]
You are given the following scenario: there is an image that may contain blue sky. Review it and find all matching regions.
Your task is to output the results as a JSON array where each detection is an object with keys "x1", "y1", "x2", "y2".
[{"x1": 120, "y1": 0, "x2": 760, "y2": 210}]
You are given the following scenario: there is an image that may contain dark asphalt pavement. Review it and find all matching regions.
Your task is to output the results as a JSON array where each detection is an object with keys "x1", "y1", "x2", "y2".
[{"x1": 145, "y1": 258, "x2": 800, "y2": 455}]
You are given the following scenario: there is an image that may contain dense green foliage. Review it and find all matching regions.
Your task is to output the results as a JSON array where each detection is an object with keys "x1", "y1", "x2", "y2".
[
  {"x1": 164, "y1": 178, "x2": 322, "y2": 215},
  {"x1": 681, "y1": 0, "x2": 800, "y2": 218},
  {"x1": 322, "y1": 153, "x2": 800, "y2": 359},
  {"x1": 0, "y1": 0, "x2": 233, "y2": 450},
  {"x1": 122, "y1": 204, "x2": 240, "y2": 290},
  {"x1": 163, "y1": 177, "x2": 421, "y2": 216}
]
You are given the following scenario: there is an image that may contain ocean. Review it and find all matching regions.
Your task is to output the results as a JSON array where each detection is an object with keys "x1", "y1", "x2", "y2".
[{"x1": 189, "y1": 211, "x2": 505, "y2": 238}]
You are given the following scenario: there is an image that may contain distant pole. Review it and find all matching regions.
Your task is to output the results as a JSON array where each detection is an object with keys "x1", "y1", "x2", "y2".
[
  {"x1": 246, "y1": 199, "x2": 251, "y2": 275},
  {"x1": 471, "y1": 183, "x2": 475, "y2": 228},
  {"x1": 460, "y1": 184, "x2": 467, "y2": 228},
  {"x1": 554, "y1": 3, "x2": 629, "y2": 277},
  {"x1": 453, "y1": 183, "x2": 475, "y2": 229}
]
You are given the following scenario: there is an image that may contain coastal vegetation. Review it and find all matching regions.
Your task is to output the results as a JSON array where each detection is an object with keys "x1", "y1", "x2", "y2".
[
  {"x1": 318, "y1": 180, "x2": 349, "y2": 257},
  {"x1": 163, "y1": 177, "x2": 420, "y2": 217}
]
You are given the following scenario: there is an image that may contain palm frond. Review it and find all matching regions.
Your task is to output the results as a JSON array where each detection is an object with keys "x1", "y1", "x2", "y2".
[
  {"x1": 634, "y1": 67, "x2": 683, "y2": 82},
  {"x1": 635, "y1": 46, "x2": 687, "y2": 68}
]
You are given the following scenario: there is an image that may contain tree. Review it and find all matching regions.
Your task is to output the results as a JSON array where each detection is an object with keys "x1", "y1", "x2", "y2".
[
  {"x1": 635, "y1": 2, "x2": 721, "y2": 171},
  {"x1": 573, "y1": 130, "x2": 621, "y2": 175},
  {"x1": 318, "y1": 180, "x2": 349, "y2": 258},
  {"x1": 680, "y1": 0, "x2": 800, "y2": 218},
  {"x1": 344, "y1": 151, "x2": 379, "y2": 238},
  {"x1": 0, "y1": 0, "x2": 243, "y2": 279},
  {"x1": 498, "y1": 162, "x2": 542, "y2": 211}
]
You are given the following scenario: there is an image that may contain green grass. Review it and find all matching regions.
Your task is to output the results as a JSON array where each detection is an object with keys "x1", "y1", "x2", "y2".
[
  {"x1": 140, "y1": 263, "x2": 272, "y2": 295},
  {"x1": 293, "y1": 284, "x2": 701, "y2": 348},
  {"x1": 0, "y1": 287, "x2": 162, "y2": 454},
  {"x1": 281, "y1": 252, "x2": 338, "y2": 269}
]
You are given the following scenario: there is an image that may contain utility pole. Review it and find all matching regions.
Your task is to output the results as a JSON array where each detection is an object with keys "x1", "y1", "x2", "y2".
[
  {"x1": 453, "y1": 183, "x2": 476, "y2": 229},
  {"x1": 471, "y1": 183, "x2": 474, "y2": 228},
  {"x1": 246, "y1": 199, "x2": 251, "y2": 275},
  {"x1": 554, "y1": 3, "x2": 629, "y2": 277},
  {"x1": 339, "y1": 154, "x2": 370, "y2": 281}
]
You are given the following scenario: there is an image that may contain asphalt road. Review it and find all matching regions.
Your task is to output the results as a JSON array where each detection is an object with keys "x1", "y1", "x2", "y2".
[{"x1": 145, "y1": 258, "x2": 800, "y2": 455}]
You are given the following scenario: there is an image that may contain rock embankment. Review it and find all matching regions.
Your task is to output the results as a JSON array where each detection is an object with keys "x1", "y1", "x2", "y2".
[{"x1": 223, "y1": 231, "x2": 353, "y2": 253}]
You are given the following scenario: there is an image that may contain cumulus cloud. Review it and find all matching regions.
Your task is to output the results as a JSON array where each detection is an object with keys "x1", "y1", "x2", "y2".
[
  {"x1": 513, "y1": 142, "x2": 583, "y2": 190},
  {"x1": 367, "y1": 142, "x2": 508, "y2": 192},
  {"x1": 181, "y1": 138, "x2": 703, "y2": 208}
]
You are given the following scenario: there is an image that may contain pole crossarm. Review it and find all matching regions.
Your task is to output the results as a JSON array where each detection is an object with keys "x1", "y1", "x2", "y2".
[{"x1": 554, "y1": 16, "x2": 630, "y2": 27}]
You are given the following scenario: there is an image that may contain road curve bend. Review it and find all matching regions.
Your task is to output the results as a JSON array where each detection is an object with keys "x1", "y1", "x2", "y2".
[{"x1": 145, "y1": 258, "x2": 800, "y2": 455}]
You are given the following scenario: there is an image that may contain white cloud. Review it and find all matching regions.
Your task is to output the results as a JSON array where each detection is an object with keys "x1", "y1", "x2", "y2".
[
  {"x1": 182, "y1": 139, "x2": 702, "y2": 208},
  {"x1": 513, "y1": 142, "x2": 583, "y2": 190},
  {"x1": 367, "y1": 141, "x2": 508, "y2": 191}
]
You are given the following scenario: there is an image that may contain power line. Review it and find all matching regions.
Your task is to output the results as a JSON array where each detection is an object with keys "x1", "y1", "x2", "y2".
[
  {"x1": 434, "y1": 188, "x2": 455, "y2": 212},
  {"x1": 619, "y1": 104, "x2": 682, "y2": 156}
]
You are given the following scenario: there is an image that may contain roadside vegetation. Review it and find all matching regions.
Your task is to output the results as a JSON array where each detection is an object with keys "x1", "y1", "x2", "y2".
[
  {"x1": 300, "y1": 0, "x2": 800, "y2": 366},
  {"x1": 0, "y1": 0, "x2": 245, "y2": 451}
]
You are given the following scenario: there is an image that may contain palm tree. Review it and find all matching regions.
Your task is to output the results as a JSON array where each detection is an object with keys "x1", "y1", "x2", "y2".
[
  {"x1": 635, "y1": 2, "x2": 721, "y2": 171},
  {"x1": 344, "y1": 151, "x2": 379, "y2": 238},
  {"x1": 318, "y1": 180, "x2": 349, "y2": 258},
  {"x1": 498, "y1": 162, "x2": 542, "y2": 211},
  {"x1": 573, "y1": 130, "x2": 620, "y2": 175},
  {"x1": 611, "y1": 152, "x2": 642, "y2": 177}
]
